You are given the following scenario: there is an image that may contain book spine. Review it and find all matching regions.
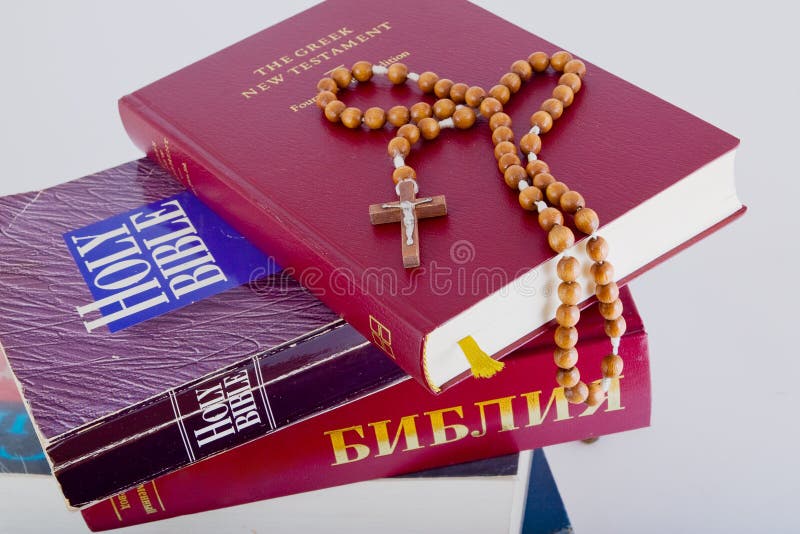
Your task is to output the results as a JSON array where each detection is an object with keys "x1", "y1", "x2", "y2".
[
  {"x1": 50, "y1": 323, "x2": 403, "y2": 509},
  {"x1": 118, "y1": 95, "x2": 432, "y2": 390},
  {"x1": 82, "y1": 327, "x2": 651, "y2": 531}
]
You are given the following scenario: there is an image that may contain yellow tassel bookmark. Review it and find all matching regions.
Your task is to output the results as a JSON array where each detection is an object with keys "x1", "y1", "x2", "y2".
[{"x1": 457, "y1": 336, "x2": 504, "y2": 379}]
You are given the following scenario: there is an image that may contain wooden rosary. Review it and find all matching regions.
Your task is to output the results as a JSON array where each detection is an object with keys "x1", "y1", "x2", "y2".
[{"x1": 315, "y1": 51, "x2": 624, "y2": 406}]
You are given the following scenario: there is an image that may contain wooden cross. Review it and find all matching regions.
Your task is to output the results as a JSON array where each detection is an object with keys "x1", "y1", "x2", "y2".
[{"x1": 369, "y1": 180, "x2": 447, "y2": 268}]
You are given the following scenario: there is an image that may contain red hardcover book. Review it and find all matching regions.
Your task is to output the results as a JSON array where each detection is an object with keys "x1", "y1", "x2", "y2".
[
  {"x1": 82, "y1": 287, "x2": 649, "y2": 531},
  {"x1": 119, "y1": 0, "x2": 742, "y2": 393}
]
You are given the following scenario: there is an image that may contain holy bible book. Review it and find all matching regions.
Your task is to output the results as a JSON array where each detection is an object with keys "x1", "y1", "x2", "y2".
[{"x1": 119, "y1": 0, "x2": 743, "y2": 393}]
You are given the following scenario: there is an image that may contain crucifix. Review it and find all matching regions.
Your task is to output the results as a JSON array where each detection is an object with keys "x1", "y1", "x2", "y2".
[{"x1": 369, "y1": 179, "x2": 447, "y2": 268}]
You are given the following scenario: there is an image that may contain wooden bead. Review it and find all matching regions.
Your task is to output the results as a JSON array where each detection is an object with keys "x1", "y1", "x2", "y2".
[
  {"x1": 505, "y1": 165, "x2": 529, "y2": 189},
  {"x1": 340, "y1": 107, "x2": 363, "y2": 128},
  {"x1": 351, "y1": 61, "x2": 373, "y2": 82},
  {"x1": 556, "y1": 366, "x2": 580, "y2": 387},
  {"x1": 331, "y1": 67, "x2": 352, "y2": 88},
  {"x1": 449, "y1": 83, "x2": 469, "y2": 103},
  {"x1": 387, "y1": 136, "x2": 411, "y2": 157},
  {"x1": 601, "y1": 354, "x2": 624, "y2": 378},
  {"x1": 586, "y1": 236, "x2": 609, "y2": 262},
  {"x1": 410, "y1": 102, "x2": 432, "y2": 123},
  {"x1": 418, "y1": 117, "x2": 441, "y2": 140},
  {"x1": 574, "y1": 207, "x2": 599, "y2": 234},
  {"x1": 560, "y1": 190, "x2": 585, "y2": 213},
  {"x1": 556, "y1": 304, "x2": 580, "y2": 327},
  {"x1": 434, "y1": 78, "x2": 454, "y2": 99},
  {"x1": 554, "y1": 326, "x2": 578, "y2": 349},
  {"x1": 510, "y1": 59, "x2": 533, "y2": 81},
  {"x1": 564, "y1": 59, "x2": 587, "y2": 78},
  {"x1": 604, "y1": 316, "x2": 627, "y2": 338},
  {"x1": 596, "y1": 282, "x2": 619, "y2": 304},
  {"x1": 550, "y1": 51, "x2": 573, "y2": 72},
  {"x1": 565, "y1": 381, "x2": 588, "y2": 404},
  {"x1": 453, "y1": 107, "x2": 477, "y2": 129},
  {"x1": 324, "y1": 100, "x2": 346, "y2": 122},
  {"x1": 491, "y1": 125, "x2": 514, "y2": 145},
  {"x1": 499, "y1": 72, "x2": 522, "y2": 93},
  {"x1": 528, "y1": 51, "x2": 550, "y2": 73},
  {"x1": 392, "y1": 166, "x2": 416, "y2": 184},
  {"x1": 541, "y1": 98, "x2": 564, "y2": 120},
  {"x1": 526, "y1": 160, "x2": 550, "y2": 178},
  {"x1": 529, "y1": 110, "x2": 553, "y2": 134},
  {"x1": 498, "y1": 153, "x2": 521, "y2": 173},
  {"x1": 553, "y1": 85, "x2": 575, "y2": 107},
  {"x1": 532, "y1": 172, "x2": 556, "y2": 189},
  {"x1": 557, "y1": 256, "x2": 581, "y2": 282},
  {"x1": 518, "y1": 184, "x2": 542, "y2": 209},
  {"x1": 317, "y1": 77, "x2": 338, "y2": 93},
  {"x1": 387, "y1": 105, "x2": 410, "y2": 127},
  {"x1": 599, "y1": 298, "x2": 623, "y2": 320},
  {"x1": 559, "y1": 72, "x2": 582, "y2": 93},
  {"x1": 479, "y1": 97, "x2": 503, "y2": 118},
  {"x1": 548, "y1": 225, "x2": 575, "y2": 253},
  {"x1": 387, "y1": 63, "x2": 408, "y2": 84},
  {"x1": 494, "y1": 141, "x2": 517, "y2": 160},
  {"x1": 489, "y1": 84, "x2": 511, "y2": 105},
  {"x1": 591, "y1": 261, "x2": 615, "y2": 285},
  {"x1": 558, "y1": 281, "x2": 581, "y2": 305},
  {"x1": 519, "y1": 133, "x2": 542, "y2": 155},
  {"x1": 316, "y1": 90, "x2": 337, "y2": 109},
  {"x1": 418, "y1": 71, "x2": 439, "y2": 93},
  {"x1": 363, "y1": 107, "x2": 386, "y2": 129},
  {"x1": 397, "y1": 124, "x2": 420, "y2": 145},
  {"x1": 586, "y1": 383, "x2": 605, "y2": 407},
  {"x1": 433, "y1": 98, "x2": 456, "y2": 119},
  {"x1": 538, "y1": 207, "x2": 563, "y2": 231},
  {"x1": 546, "y1": 181, "x2": 570, "y2": 206},
  {"x1": 554, "y1": 348, "x2": 578, "y2": 370},
  {"x1": 465, "y1": 86, "x2": 487, "y2": 107},
  {"x1": 489, "y1": 112, "x2": 512, "y2": 131}
]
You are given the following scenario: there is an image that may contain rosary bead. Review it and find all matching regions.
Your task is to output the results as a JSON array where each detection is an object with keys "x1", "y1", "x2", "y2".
[
  {"x1": 557, "y1": 256, "x2": 581, "y2": 282},
  {"x1": 518, "y1": 183, "x2": 543, "y2": 209},
  {"x1": 387, "y1": 63, "x2": 409, "y2": 84},
  {"x1": 538, "y1": 207, "x2": 564, "y2": 231},
  {"x1": 489, "y1": 84, "x2": 511, "y2": 105},
  {"x1": 465, "y1": 86, "x2": 487, "y2": 107},
  {"x1": 591, "y1": 261, "x2": 615, "y2": 285},
  {"x1": 499, "y1": 72, "x2": 522, "y2": 93},
  {"x1": 558, "y1": 281, "x2": 582, "y2": 305},
  {"x1": 351, "y1": 61, "x2": 373, "y2": 82},
  {"x1": 550, "y1": 51, "x2": 574, "y2": 72},
  {"x1": 392, "y1": 166, "x2": 416, "y2": 184},
  {"x1": 526, "y1": 160, "x2": 550, "y2": 178},
  {"x1": 397, "y1": 123, "x2": 420, "y2": 144},
  {"x1": 546, "y1": 181, "x2": 570, "y2": 206},
  {"x1": 331, "y1": 67, "x2": 352, "y2": 88},
  {"x1": 363, "y1": 107, "x2": 386, "y2": 130},
  {"x1": 505, "y1": 165, "x2": 529, "y2": 189},
  {"x1": 434, "y1": 78, "x2": 454, "y2": 99},
  {"x1": 532, "y1": 171, "x2": 556, "y2": 189},
  {"x1": 489, "y1": 112, "x2": 512, "y2": 131},
  {"x1": 564, "y1": 59, "x2": 587, "y2": 78},
  {"x1": 556, "y1": 304, "x2": 580, "y2": 328},
  {"x1": 498, "y1": 152, "x2": 522, "y2": 173},
  {"x1": 315, "y1": 90, "x2": 337, "y2": 109},
  {"x1": 324, "y1": 100, "x2": 346, "y2": 122},
  {"x1": 556, "y1": 366, "x2": 580, "y2": 388},
  {"x1": 387, "y1": 105, "x2": 410, "y2": 127},
  {"x1": 586, "y1": 382, "x2": 605, "y2": 406},
  {"x1": 519, "y1": 133, "x2": 542, "y2": 155},
  {"x1": 586, "y1": 236, "x2": 609, "y2": 262},
  {"x1": 409, "y1": 102, "x2": 433, "y2": 123},
  {"x1": 418, "y1": 117, "x2": 441, "y2": 140},
  {"x1": 317, "y1": 77, "x2": 338, "y2": 93},
  {"x1": 529, "y1": 110, "x2": 554, "y2": 134},
  {"x1": 559, "y1": 72, "x2": 582, "y2": 93},
  {"x1": 554, "y1": 326, "x2": 578, "y2": 349},
  {"x1": 554, "y1": 347, "x2": 578, "y2": 370},
  {"x1": 574, "y1": 207, "x2": 599, "y2": 234},
  {"x1": 541, "y1": 98, "x2": 565, "y2": 120},
  {"x1": 560, "y1": 190, "x2": 585, "y2": 213},
  {"x1": 453, "y1": 106, "x2": 477, "y2": 129},
  {"x1": 494, "y1": 141, "x2": 517, "y2": 160},
  {"x1": 340, "y1": 107, "x2": 363, "y2": 128},
  {"x1": 528, "y1": 51, "x2": 550, "y2": 73},
  {"x1": 433, "y1": 98, "x2": 456, "y2": 119},
  {"x1": 596, "y1": 282, "x2": 619, "y2": 304},
  {"x1": 604, "y1": 316, "x2": 627, "y2": 338},
  {"x1": 479, "y1": 97, "x2": 503, "y2": 118},
  {"x1": 510, "y1": 59, "x2": 533, "y2": 81},
  {"x1": 387, "y1": 136, "x2": 411, "y2": 157},
  {"x1": 417, "y1": 71, "x2": 439, "y2": 93},
  {"x1": 553, "y1": 85, "x2": 575, "y2": 107},
  {"x1": 599, "y1": 298, "x2": 623, "y2": 320},
  {"x1": 449, "y1": 83, "x2": 469, "y2": 103},
  {"x1": 548, "y1": 224, "x2": 575, "y2": 253},
  {"x1": 565, "y1": 381, "x2": 589, "y2": 404},
  {"x1": 491, "y1": 125, "x2": 514, "y2": 145},
  {"x1": 601, "y1": 354, "x2": 624, "y2": 378}
]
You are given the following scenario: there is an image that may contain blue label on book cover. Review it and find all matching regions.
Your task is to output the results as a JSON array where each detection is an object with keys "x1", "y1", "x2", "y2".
[{"x1": 63, "y1": 192, "x2": 279, "y2": 333}]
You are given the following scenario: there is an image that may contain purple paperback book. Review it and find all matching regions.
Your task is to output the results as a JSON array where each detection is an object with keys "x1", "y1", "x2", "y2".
[{"x1": 0, "y1": 159, "x2": 404, "y2": 508}]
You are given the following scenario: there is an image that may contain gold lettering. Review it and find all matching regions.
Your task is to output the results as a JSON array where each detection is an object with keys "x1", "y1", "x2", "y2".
[
  {"x1": 579, "y1": 377, "x2": 625, "y2": 417},
  {"x1": 521, "y1": 387, "x2": 572, "y2": 427},
  {"x1": 369, "y1": 415, "x2": 423, "y2": 457},
  {"x1": 470, "y1": 395, "x2": 519, "y2": 437},
  {"x1": 425, "y1": 406, "x2": 469, "y2": 446},
  {"x1": 117, "y1": 493, "x2": 131, "y2": 511},
  {"x1": 324, "y1": 425, "x2": 370, "y2": 465},
  {"x1": 136, "y1": 484, "x2": 158, "y2": 515}
]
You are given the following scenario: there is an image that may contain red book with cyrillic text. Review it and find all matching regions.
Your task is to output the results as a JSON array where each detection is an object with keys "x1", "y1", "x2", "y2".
[{"x1": 119, "y1": 0, "x2": 742, "y2": 393}]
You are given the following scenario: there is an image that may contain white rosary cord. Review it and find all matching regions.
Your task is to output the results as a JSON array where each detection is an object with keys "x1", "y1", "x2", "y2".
[
  {"x1": 393, "y1": 154, "x2": 405, "y2": 168},
  {"x1": 371, "y1": 65, "x2": 388, "y2": 75}
]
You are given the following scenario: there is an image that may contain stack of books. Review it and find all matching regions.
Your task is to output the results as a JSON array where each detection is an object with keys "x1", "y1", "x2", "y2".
[{"x1": 0, "y1": 0, "x2": 742, "y2": 532}]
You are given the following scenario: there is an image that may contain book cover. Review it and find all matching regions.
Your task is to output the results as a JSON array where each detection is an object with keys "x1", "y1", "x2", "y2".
[
  {"x1": 82, "y1": 285, "x2": 648, "y2": 531},
  {"x1": 0, "y1": 159, "x2": 405, "y2": 508},
  {"x1": 119, "y1": 0, "x2": 743, "y2": 393}
]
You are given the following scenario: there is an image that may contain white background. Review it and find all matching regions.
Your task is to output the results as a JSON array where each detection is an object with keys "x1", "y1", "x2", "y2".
[{"x1": 1, "y1": 1, "x2": 798, "y2": 532}]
